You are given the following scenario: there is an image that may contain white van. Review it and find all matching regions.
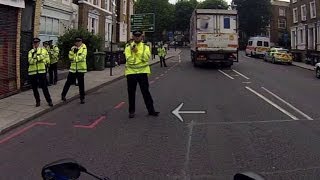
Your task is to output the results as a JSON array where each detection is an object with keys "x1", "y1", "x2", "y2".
[{"x1": 245, "y1": 37, "x2": 270, "y2": 57}]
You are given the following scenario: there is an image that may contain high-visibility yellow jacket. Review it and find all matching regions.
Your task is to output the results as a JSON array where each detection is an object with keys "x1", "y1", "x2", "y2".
[
  {"x1": 68, "y1": 43, "x2": 87, "y2": 73},
  {"x1": 124, "y1": 42, "x2": 151, "y2": 76},
  {"x1": 47, "y1": 45, "x2": 59, "y2": 64},
  {"x1": 157, "y1": 47, "x2": 166, "y2": 57},
  {"x1": 28, "y1": 47, "x2": 50, "y2": 75}
]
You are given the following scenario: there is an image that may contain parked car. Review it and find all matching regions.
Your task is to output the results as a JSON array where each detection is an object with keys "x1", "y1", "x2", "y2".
[
  {"x1": 263, "y1": 48, "x2": 292, "y2": 65},
  {"x1": 315, "y1": 63, "x2": 320, "y2": 78}
]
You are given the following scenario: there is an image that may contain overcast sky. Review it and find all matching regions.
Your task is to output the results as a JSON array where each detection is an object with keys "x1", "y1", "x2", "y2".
[{"x1": 169, "y1": 0, "x2": 290, "y2": 5}]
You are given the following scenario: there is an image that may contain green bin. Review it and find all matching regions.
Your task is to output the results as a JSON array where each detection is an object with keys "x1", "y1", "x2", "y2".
[{"x1": 94, "y1": 52, "x2": 106, "y2": 71}]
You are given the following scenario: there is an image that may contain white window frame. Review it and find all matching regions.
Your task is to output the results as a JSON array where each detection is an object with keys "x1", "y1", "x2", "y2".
[
  {"x1": 105, "y1": 0, "x2": 110, "y2": 12},
  {"x1": 279, "y1": 8, "x2": 285, "y2": 17},
  {"x1": 40, "y1": 16, "x2": 60, "y2": 36},
  {"x1": 87, "y1": 0, "x2": 101, "y2": 7},
  {"x1": 308, "y1": 27, "x2": 316, "y2": 49},
  {"x1": 310, "y1": 1, "x2": 316, "y2": 19},
  {"x1": 88, "y1": 13, "x2": 99, "y2": 34},
  {"x1": 278, "y1": 19, "x2": 286, "y2": 29},
  {"x1": 293, "y1": 8, "x2": 298, "y2": 23},
  {"x1": 301, "y1": 5, "x2": 307, "y2": 21},
  {"x1": 123, "y1": 0, "x2": 127, "y2": 15},
  {"x1": 293, "y1": 0, "x2": 297, "y2": 3},
  {"x1": 298, "y1": 27, "x2": 306, "y2": 45}
]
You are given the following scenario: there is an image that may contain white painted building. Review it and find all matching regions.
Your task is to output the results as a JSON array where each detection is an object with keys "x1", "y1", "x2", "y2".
[{"x1": 39, "y1": 0, "x2": 78, "y2": 44}]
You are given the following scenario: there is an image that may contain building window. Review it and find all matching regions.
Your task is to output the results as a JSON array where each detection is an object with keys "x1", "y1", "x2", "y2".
[
  {"x1": 292, "y1": 0, "x2": 297, "y2": 3},
  {"x1": 278, "y1": 19, "x2": 286, "y2": 29},
  {"x1": 88, "y1": 14, "x2": 99, "y2": 34},
  {"x1": 291, "y1": 30, "x2": 296, "y2": 48},
  {"x1": 298, "y1": 28, "x2": 305, "y2": 44},
  {"x1": 87, "y1": 0, "x2": 101, "y2": 7},
  {"x1": 301, "y1": 5, "x2": 307, "y2": 21},
  {"x1": 310, "y1": 1, "x2": 316, "y2": 19},
  {"x1": 308, "y1": 27, "x2": 316, "y2": 49},
  {"x1": 279, "y1": 8, "x2": 285, "y2": 17},
  {"x1": 264, "y1": 41, "x2": 269, "y2": 47},
  {"x1": 293, "y1": 8, "x2": 298, "y2": 23},
  {"x1": 40, "y1": 16, "x2": 60, "y2": 35},
  {"x1": 123, "y1": 0, "x2": 127, "y2": 15},
  {"x1": 224, "y1": 17, "x2": 230, "y2": 29}
]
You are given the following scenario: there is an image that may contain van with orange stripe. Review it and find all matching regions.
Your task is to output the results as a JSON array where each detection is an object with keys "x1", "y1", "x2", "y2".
[{"x1": 245, "y1": 37, "x2": 270, "y2": 58}]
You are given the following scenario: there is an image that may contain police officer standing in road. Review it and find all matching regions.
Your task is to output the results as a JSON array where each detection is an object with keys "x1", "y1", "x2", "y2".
[
  {"x1": 61, "y1": 37, "x2": 87, "y2": 104},
  {"x1": 157, "y1": 44, "x2": 167, "y2": 67},
  {"x1": 47, "y1": 40, "x2": 59, "y2": 85},
  {"x1": 124, "y1": 30, "x2": 159, "y2": 118},
  {"x1": 28, "y1": 38, "x2": 53, "y2": 107}
]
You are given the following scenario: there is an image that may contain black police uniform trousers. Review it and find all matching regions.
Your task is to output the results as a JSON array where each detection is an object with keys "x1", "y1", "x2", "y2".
[
  {"x1": 30, "y1": 73, "x2": 52, "y2": 103},
  {"x1": 62, "y1": 72, "x2": 85, "y2": 100},
  {"x1": 160, "y1": 56, "x2": 167, "y2": 67},
  {"x1": 127, "y1": 73, "x2": 155, "y2": 114},
  {"x1": 49, "y1": 63, "x2": 58, "y2": 84}
]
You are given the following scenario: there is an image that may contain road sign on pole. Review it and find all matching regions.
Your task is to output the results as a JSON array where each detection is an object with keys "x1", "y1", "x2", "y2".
[{"x1": 130, "y1": 13, "x2": 155, "y2": 32}]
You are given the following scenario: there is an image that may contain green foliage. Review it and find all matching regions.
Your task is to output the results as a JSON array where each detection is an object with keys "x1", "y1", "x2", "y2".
[
  {"x1": 57, "y1": 28, "x2": 103, "y2": 69},
  {"x1": 135, "y1": 0, "x2": 175, "y2": 41},
  {"x1": 198, "y1": 0, "x2": 229, "y2": 9},
  {"x1": 233, "y1": 0, "x2": 272, "y2": 37},
  {"x1": 174, "y1": 0, "x2": 198, "y2": 31}
]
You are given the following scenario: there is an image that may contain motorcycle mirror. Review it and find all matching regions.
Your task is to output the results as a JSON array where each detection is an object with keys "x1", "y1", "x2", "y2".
[
  {"x1": 234, "y1": 172, "x2": 265, "y2": 180},
  {"x1": 41, "y1": 159, "x2": 86, "y2": 180}
]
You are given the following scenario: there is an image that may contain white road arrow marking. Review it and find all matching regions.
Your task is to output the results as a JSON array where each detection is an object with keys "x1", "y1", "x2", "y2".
[{"x1": 172, "y1": 103, "x2": 206, "y2": 122}]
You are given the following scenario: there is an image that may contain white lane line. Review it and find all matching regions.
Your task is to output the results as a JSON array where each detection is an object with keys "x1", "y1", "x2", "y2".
[
  {"x1": 232, "y1": 69, "x2": 250, "y2": 80},
  {"x1": 262, "y1": 87, "x2": 313, "y2": 120},
  {"x1": 245, "y1": 86, "x2": 299, "y2": 120},
  {"x1": 218, "y1": 70, "x2": 234, "y2": 80},
  {"x1": 179, "y1": 55, "x2": 181, "y2": 63},
  {"x1": 192, "y1": 119, "x2": 311, "y2": 126}
]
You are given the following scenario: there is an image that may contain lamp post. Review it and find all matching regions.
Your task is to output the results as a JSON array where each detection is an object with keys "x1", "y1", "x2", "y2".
[{"x1": 110, "y1": 0, "x2": 116, "y2": 76}]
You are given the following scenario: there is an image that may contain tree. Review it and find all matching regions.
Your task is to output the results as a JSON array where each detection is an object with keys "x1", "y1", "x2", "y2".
[
  {"x1": 233, "y1": 0, "x2": 271, "y2": 37},
  {"x1": 135, "y1": 0, "x2": 175, "y2": 41},
  {"x1": 174, "y1": 0, "x2": 198, "y2": 32},
  {"x1": 198, "y1": 0, "x2": 229, "y2": 9}
]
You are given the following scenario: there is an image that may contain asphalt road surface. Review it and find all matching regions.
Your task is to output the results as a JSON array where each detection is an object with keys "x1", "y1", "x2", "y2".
[{"x1": 1, "y1": 49, "x2": 320, "y2": 179}]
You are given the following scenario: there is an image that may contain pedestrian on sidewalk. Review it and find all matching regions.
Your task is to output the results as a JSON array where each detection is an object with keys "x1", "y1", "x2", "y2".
[
  {"x1": 157, "y1": 44, "x2": 167, "y2": 67},
  {"x1": 28, "y1": 38, "x2": 53, "y2": 107},
  {"x1": 124, "y1": 30, "x2": 159, "y2": 118},
  {"x1": 47, "y1": 40, "x2": 59, "y2": 85},
  {"x1": 61, "y1": 37, "x2": 87, "y2": 104}
]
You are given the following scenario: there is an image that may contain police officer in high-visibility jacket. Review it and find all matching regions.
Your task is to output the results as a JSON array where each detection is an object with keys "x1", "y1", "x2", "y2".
[
  {"x1": 28, "y1": 38, "x2": 53, "y2": 107},
  {"x1": 47, "y1": 40, "x2": 59, "y2": 85},
  {"x1": 157, "y1": 44, "x2": 167, "y2": 67},
  {"x1": 124, "y1": 30, "x2": 159, "y2": 118},
  {"x1": 61, "y1": 37, "x2": 87, "y2": 104}
]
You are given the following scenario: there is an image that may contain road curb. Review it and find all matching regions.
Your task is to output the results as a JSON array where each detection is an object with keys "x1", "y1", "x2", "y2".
[
  {"x1": 0, "y1": 52, "x2": 180, "y2": 135},
  {"x1": 292, "y1": 63, "x2": 314, "y2": 71}
]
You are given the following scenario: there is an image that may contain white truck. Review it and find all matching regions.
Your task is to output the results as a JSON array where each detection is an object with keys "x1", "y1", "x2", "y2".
[{"x1": 190, "y1": 9, "x2": 239, "y2": 67}]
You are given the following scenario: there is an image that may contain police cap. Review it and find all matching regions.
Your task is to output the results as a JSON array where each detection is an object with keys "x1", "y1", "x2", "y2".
[
  {"x1": 33, "y1": 38, "x2": 41, "y2": 43},
  {"x1": 132, "y1": 30, "x2": 143, "y2": 37}
]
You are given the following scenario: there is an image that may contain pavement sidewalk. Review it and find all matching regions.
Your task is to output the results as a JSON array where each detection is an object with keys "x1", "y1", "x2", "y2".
[
  {"x1": 0, "y1": 49, "x2": 181, "y2": 134},
  {"x1": 292, "y1": 61, "x2": 314, "y2": 71}
]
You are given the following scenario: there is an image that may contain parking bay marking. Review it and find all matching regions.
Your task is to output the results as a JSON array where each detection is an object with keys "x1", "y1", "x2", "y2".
[
  {"x1": 245, "y1": 86, "x2": 299, "y2": 120},
  {"x1": 262, "y1": 87, "x2": 313, "y2": 120}
]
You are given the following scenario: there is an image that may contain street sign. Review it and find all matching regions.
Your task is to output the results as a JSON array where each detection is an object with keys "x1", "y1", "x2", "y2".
[{"x1": 130, "y1": 13, "x2": 155, "y2": 32}]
